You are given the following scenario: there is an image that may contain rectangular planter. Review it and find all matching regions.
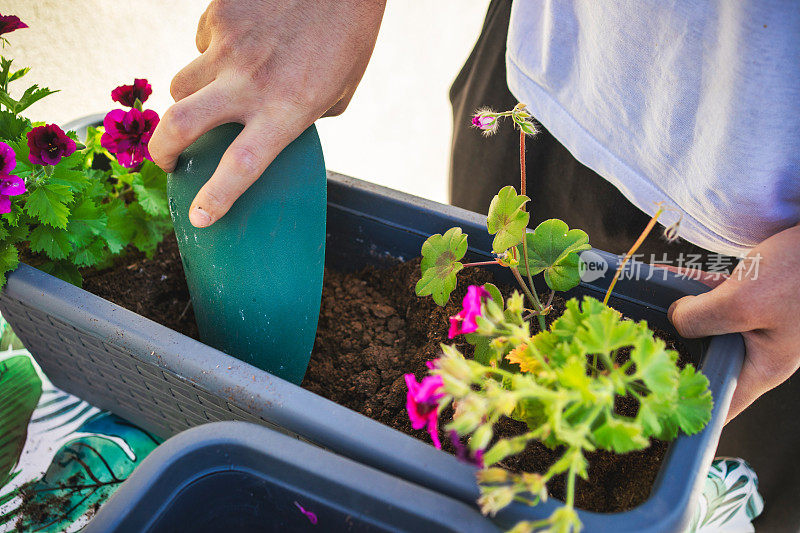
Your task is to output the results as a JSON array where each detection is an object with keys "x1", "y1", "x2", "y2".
[
  {"x1": 83, "y1": 421, "x2": 496, "y2": 532},
  {"x1": 0, "y1": 171, "x2": 743, "y2": 532}
]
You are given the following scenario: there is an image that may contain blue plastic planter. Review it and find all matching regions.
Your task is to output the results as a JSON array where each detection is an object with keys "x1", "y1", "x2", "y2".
[{"x1": 83, "y1": 421, "x2": 496, "y2": 532}]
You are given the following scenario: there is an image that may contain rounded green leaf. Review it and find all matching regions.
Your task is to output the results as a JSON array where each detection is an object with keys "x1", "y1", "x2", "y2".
[
  {"x1": 416, "y1": 227, "x2": 468, "y2": 306},
  {"x1": 518, "y1": 219, "x2": 590, "y2": 292},
  {"x1": 486, "y1": 186, "x2": 530, "y2": 254}
]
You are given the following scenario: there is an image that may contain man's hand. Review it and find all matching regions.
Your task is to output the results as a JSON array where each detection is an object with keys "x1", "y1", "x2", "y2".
[
  {"x1": 149, "y1": 0, "x2": 386, "y2": 227},
  {"x1": 669, "y1": 224, "x2": 800, "y2": 422}
]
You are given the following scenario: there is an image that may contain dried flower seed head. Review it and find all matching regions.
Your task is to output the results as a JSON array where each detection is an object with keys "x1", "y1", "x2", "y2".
[{"x1": 663, "y1": 214, "x2": 683, "y2": 243}]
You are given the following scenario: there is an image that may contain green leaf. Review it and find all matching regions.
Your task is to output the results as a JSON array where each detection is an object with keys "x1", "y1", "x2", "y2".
[
  {"x1": 517, "y1": 219, "x2": 590, "y2": 292},
  {"x1": 416, "y1": 227, "x2": 468, "y2": 306},
  {"x1": 486, "y1": 186, "x2": 529, "y2": 253},
  {"x1": 636, "y1": 394, "x2": 679, "y2": 440},
  {"x1": 574, "y1": 303, "x2": 641, "y2": 356},
  {"x1": 29, "y1": 225, "x2": 73, "y2": 260},
  {"x1": 674, "y1": 364, "x2": 713, "y2": 435},
  {"x1": 102, "y1": 198, "x2": 133, "y2": 254},
  {"x1": 592, "y1": 416, "x2": 649, "y2": 453},
  {"x1": 8, "y1": 67, "x2": 30, "y2": 83},
  {"x1": 72, "y1": 237, "x2": 109, "y2": 268},
  {"x1": 0, "y1": 355, "x2": 43, "y2": 488},
  {"x1": 127, "y1": 202, "x2": 171, "y2": 258},
  {"x1": 631, "y1": 335, "x2": 678, "y2": 396},
  {"x1": 38, "y1": 260, "x2": 83, "y2": 287},
  {"x1": 0, "y1": 111, "x2": 29, "y2": 141},
  {"x1": 67, "y1": 198, "x2": 107, "y2": 247},
  {"x1": 24, "y1": 184, "x2": 73, "y2": 228},
  {"x1": 9, "y1": 84, "x2": 58, "y2": 114},
  {"x1": 483, "y1": 282, "x2": 503, "y2": 307},
  {"x1": 0, "y1": 242, "x2": 19, "y2": 286},
  {"x1": 465, "y1": 332, "x2": 494, "y2": 365},
  {"x1": 50, "y1": 159, "x2": 91, "y2": 193},
  {"x1": 131, "y1": 161, "x2": 169, "y2": 216}
]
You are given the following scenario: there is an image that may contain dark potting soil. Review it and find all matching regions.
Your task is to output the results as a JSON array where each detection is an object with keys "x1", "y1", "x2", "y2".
[{"x1": 78, "y1": 232, "x2": 687, "y2": 514}]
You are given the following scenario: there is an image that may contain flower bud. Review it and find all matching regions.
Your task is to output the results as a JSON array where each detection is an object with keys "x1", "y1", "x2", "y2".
[{"x1": 476, "y1": 467, "x2": 510, "y2": 484}]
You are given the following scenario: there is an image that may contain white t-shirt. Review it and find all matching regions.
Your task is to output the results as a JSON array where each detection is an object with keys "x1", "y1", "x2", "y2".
[{"x1": 506, "y1": 0, "x2": 799, "y2": 256}]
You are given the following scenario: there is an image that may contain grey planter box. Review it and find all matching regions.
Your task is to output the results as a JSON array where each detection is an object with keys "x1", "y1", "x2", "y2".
[{"x1": 0, "y1": 117, "x2": 743, "y2": 532}]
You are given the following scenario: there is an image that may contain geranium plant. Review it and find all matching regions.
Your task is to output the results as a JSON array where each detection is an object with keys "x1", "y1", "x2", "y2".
[
  {"x1": 410, "y1": 105, "x2": 713, "y2": 532},
  {"x1": 0, "y1": 15, "x2": 171, "y2": 287}
]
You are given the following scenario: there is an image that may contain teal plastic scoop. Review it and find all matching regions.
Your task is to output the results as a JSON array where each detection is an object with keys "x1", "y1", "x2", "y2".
[{"x1": 167, "y1": 123, "x2": 326, "y2": 384}]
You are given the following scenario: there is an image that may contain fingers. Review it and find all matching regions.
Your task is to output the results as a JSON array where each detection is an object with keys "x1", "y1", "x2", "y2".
[
  {"x1": 196, "y1": 8, "x2": 212, "y2": 52},
  {"x1": 149, "y1": 81, "x2": 233, "y2": 173},
  {"x1": 651, "y1": 264, "x2": 728, "y2": 289},
  {"x1": 725, "y1": 333, "x2": 800, "y2": 423},
  {"x1": 170, "y1": 54, "x2": 215, "y2": 102},
  {"x1": 188, "y1": 112, "x2": 313, "y2": 228},
  {"x1": 668, "y1": 282, "x2": 747, "y2": 338}
]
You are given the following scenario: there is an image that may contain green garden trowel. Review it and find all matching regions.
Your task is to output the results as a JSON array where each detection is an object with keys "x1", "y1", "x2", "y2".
[{"x1": 167, "y1": 123, "x2": 326, "y2": 384}]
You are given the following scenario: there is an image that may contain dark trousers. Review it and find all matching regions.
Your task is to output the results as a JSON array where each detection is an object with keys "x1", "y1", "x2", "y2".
[{"x1": 448, "y1": 1, "x2": 800, "y2": 531}]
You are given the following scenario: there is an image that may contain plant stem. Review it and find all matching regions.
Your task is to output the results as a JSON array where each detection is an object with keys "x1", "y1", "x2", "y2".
[
  {"x1": 519, "y1": 129, "x2": 527, "y2": 198},
  {"x1": 565, "y1": 463, "x2": 577, "y2": 508},
  {"x1": 511, "y1": 266, "x2": 546, "y2": 331},
  {"x1": 602, "y1": 206, "x2": 665, "y2": 305},
  {"x1": 515, "y1": 129, "x2": 546, "y2": 331},
  {"x1": 461, "y1": 260, "x2": 500, "y2": 268}
]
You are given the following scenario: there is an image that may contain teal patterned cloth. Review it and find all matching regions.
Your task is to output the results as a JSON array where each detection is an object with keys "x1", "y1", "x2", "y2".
[{"x1": 0, "y1": 330, "x2": 763, "y2": 531}]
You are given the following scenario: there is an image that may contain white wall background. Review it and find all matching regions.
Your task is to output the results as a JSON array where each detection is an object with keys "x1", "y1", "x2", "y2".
[{"x1": 4, "y1": 1, "x2": 490, "y2": 203}]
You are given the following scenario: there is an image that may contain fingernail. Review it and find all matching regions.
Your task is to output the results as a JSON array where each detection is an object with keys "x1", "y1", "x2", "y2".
[{"x1": 190, "y1": 206, "x2": 212, "y2": 228}]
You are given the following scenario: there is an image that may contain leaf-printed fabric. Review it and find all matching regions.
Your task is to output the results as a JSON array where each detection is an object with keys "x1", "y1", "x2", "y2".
[
  {"x1": 0, "y1": 348, "x2": 160, "y2": 532},
  {"x1": 689, "y1": 457, "x2": 764, "y2": 533}
]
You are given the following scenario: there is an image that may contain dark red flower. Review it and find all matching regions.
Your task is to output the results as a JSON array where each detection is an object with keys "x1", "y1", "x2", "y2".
[
  {"x1": 111, "y1": 78, "x2": 153, "y2": 108},
  {"x1": 26, "y1": 124, "x2": 76, "y2": 166},
  {"x1": 101, "y1": 108, "x2": 159, "y2": 168},
  {"x1": 0, "y1": 14, "x2": 28, "y2": 36}
]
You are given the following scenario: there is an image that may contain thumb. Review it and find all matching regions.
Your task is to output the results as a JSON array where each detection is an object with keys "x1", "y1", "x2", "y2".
[{"x1": 668, "y1": 283, "x2": 745, "y2": 338}]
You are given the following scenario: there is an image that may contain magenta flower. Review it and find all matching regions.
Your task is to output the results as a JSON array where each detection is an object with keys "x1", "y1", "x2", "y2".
[
  {"x1": 449, "y1": 431, "x2": 485, "y2": 468},
  {"x1": 101, "y1": 108, "x2": 159, "y2": 168},
  {"x1": 0, "y1": 141, "x2": 16, "y2": 175},
  {"x1": 405, "y1": 373, "x2": 445, "y2": 449},
  {"x1": 293, "y1": 501, "x2": 318, "y2": 525},
  {"x1": 0, "y1": 14, "x2": 28, "y2": 36},
  {"x1": 111, "y1": 78, "x2": 153, "y2": 108},
  {"x1": 0, "y1": 141, "x2": 24, "y2": 214},
  {"x1": 448, "y1": 285, "x2": 490, "y2": 339},
  {"x1": 26, "y1": 124, "x2": 76, "y2": 166},
  {"x1": 471, "y1": 110, "x2": 499, "y2": 135}
]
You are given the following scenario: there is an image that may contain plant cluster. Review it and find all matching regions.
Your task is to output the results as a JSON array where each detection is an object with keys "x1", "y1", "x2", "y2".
[
  {"x1": 0, "y1": 14, "x2": 171, "y2": 287},
  {"x1": 408, "y1": 105, "x2": 713, "y2": 532}
]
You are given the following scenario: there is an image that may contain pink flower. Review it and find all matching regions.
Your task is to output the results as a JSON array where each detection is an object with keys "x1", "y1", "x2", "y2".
[
  {"x1": 101, "y1": 108, "x2": 159, "y2": 168},
  {"x1": 111, "y1": 78, "x2": 153, "y2": 108},
  {"x1": 0, "y1": 14, "x2": 27, "y2": 36},
  {"x1": 448, "y1": 285, "x2": 490, "y2": 338},
  {"x1": 293, "y1": 501, "x2": 317, "y2": 525},
  {"x1": 449, "y1": 431, "x2": 485, "y2": 468},
  {"x1": 405, "y1": 373, "x2": 445, "y2": 449},
  {"x1": 0, "y1": 142, "x2": 24, "y2": 214},
  {"x1": 0, "y1": 141, "x2": 16, "y2": 175},
  {"x1": 471, "y1": 110, "x2": 498, "y2": 135},
  {"x1": 26, "y1": 124, "x2": 76, "y2": 166}
]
